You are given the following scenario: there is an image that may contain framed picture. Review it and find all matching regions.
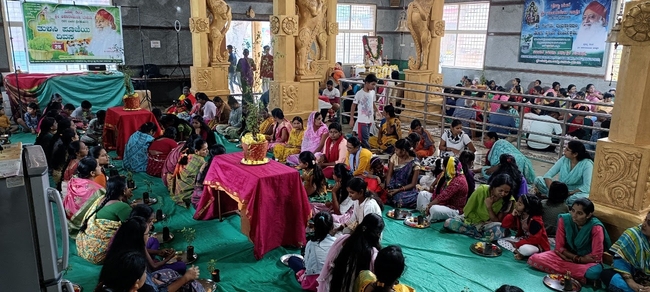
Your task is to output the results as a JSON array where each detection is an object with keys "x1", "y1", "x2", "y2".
[{"x1": 362, "y1": 36, "x2": 383, "y2": 66}]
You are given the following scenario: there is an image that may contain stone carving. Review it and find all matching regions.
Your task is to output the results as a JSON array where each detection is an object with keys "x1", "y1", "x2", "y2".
[
  {"x1": 190, "y1": 17, "x2": 210, "y2": 33},
  {"x1": 328, "y1": 22, "x2": 339, "y2": 36},
  {"x1": 407, "y1": 0, "x2": 435, "y2": 70},
  {"x1": 269, "y1": 84, "x2": 281, "y2": 109},
  {"x1": 282, "y1": 17, "x2": 298, "y2": 35},
  {"x1": 433, "y1": 20, "x2": 445, "y2": 37},
  {"x1": 207, "y1": 0, "x2": 232, "y2": 64},
  {"x1": 623, "y1": 2, "x2": 650, "y2": 42},
  {"x1": 594, "y1": 146, "x2": 641, "y2": 211},
  {"x1": 196, "y1": 69, "x2": 213, "y2": 90},
  {"x1": 282, "y1": 85, "x2": 298, "y2": 111},
  {"x1": 314, "y1": 4, "x2": 329, "y2": 61},
  {"x1": 295, "y1": 0, "x2": 326, "y2": 76},
  {"x1": 270, "y1": 16, "x2": 280, "y2": 34}
]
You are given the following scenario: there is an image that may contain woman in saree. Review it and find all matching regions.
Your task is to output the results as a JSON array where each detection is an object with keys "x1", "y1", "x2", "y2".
[
  {"x1": 368, "y1": 105, "x2": 401, "y2": 152},
  {"x1": 191, "y1": 116, "x2": 217, "y2": 147},
  {"x1": 123, "y1": 122, "x2": 157, "y2": 172},
  {"x1": 287, "y1": 111, "x2": 328, "y2": 165},
  {"x1": 169, "y1": 138, "x2": 209, "y2": 207},
  {"x1": 318, "y1": 123, "x2": 347, "y2": 178},
  {"x1": 103, "y1": 217, "x2": 204, "y2": 292},
  {"x1": 409, "y1": 119, "x2": 435, "y2": 159},
  {"x1": 61, "y1": 140, "x2": 89, "y2": 196},
  {"x1": 89, "y1": 146, "x2": 110, "y2": 188},
  {"x1": 162, "y1": 138, "x2": 191, "y2": 187},
  {"x1": 534, "y1": 140, "x2": 593, "y2": 204},
  {"x1": 274, "y1": 117, "x2": 304, "y2": 163},
  {"x1": 602, "y1": 212, "x2": 650, "y2": 292},
  {"x1": 51, "y1": 127, "x2": 78, "y2": 190},
  {"x1": 76, "y1": 176, "x2": 134, "y2": 264},
  {"x1": 384, "y1": 139, "x2": 420, "y2": 208},
  {"x1": 267, "y1": 108, "x2": 292, "y2": 151},
  {"x1": 477, "y1": 132, "x2": 535, "y2": 184},
  {"x1": 64, "y1": 156, "x2": 105, "y2": 237},
  {"x1": 444, "y1": 174, "x2": 515, "y2": 242},
  {"x1": 354, "y1": 245, "x2": 415, "y2": 292},
  {"x1": 191, "y1": 144, "x2": 226, "y2": 209},
  {"x1": 416, "y1": 156, "x2": 469, "y2": 222},
  {"x1": 528, "y1": 198, "x2": 611, "y2": 284},
  {"x1": 148, "y1": 127, "x2": 179, "y2": 177}
]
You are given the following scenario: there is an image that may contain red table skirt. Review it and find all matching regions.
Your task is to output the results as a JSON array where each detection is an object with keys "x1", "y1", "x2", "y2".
[
  {"x1": 203, "y1": 152, "x2": 311, "y2": 259},
  {"x1": 103, "y1": 106, "x2": 160, "y2": 159}
]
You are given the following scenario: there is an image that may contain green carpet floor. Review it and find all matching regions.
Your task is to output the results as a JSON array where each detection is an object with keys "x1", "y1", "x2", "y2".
[{"x1": 10, "y1": 133, "x2": 604, "y2": 292}]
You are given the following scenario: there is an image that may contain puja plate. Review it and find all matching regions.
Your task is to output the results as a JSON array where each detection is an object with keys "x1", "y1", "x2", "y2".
[
  {"x1": 543, "y1": 274, "x2": 582, "y2": 292},
  {"x1": 132, "y1": 197, "x2": 158, "y2": 205},
  {"x1": 152, "y1": 232, "x2": 174, "y2": 243},
  {"x1": 280, "y1": 254, "x2": 303, "y2": 266},
  {"x1": 386, "y1": 209, "x2": 412, "y2": 220},
  {"x1": 469, "y1": 242, "x2": 502, "y2": 257},
  {"x1": 403, "y1": 216, "x2": 430, "y2": 229},
  {"x1": 240, "y1": 157, "x2": 270, "y2": 166},
  {"x1": 170, "y1": 251, "x2": 198, "y2": 264},
  {"x1": 197, "y1": 279, "x2": 217, "y2": 292}
]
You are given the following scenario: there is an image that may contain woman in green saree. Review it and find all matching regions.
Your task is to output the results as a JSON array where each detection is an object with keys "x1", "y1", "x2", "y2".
[{"x1": 169, "y1": 138, "x2": 209, "y2": 207}]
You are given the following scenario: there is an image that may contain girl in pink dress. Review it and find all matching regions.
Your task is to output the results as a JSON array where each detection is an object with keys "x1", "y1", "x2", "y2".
[{"x1": 527, "y1": 198, "x2": 611, "y2": 284}]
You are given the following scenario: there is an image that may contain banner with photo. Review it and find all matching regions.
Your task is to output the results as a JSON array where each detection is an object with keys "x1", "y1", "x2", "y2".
[
  {"x1": 518, "y1": 0, "x2": 611, "y2": 67},
  {"x1": 22, "y1": 2, "x2": 123, "y2": 63}
]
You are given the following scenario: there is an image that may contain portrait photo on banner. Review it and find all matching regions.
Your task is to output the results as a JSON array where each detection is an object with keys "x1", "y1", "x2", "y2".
[
  {"x1": 518, "y1": 0, "x2": 612, "y2": 67},
  {"x1": 22, "y1": 2, "x2": 124, "y2": 63}
]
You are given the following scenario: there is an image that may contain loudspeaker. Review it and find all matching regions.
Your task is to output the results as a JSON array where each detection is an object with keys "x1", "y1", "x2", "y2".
[{"x1": 87, "y1": 65, "x2": 106, "y2": 71}]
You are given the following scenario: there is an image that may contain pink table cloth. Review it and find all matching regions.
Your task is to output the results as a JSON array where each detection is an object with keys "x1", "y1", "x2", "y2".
[{"x1": 203, "y1": 152, "x2": 311, "y2": 259}]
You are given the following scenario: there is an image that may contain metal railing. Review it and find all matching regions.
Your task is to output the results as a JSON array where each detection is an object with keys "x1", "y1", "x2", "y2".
[{"x1": 337, "y1": 77, "x2": 613, "y2": 165}]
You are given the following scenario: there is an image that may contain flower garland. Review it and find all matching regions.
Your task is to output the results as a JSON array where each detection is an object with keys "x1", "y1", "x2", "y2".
[{"x1": 363, "y1": 36, "x2": 383, "y2": 61}]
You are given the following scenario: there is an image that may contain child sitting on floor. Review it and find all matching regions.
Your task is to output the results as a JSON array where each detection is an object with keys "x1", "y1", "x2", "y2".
[
  {"x1": 71, "y1": 100, "x2": 94, "y2": 127},
  {"x1": 298, "y1": 151, "x2": 327, "y2": 199},
  {"x1": 287, "y1": 211, "x2": 336, "y2": 291},
  {"x1": 498, "y1": 194, "x2": 550, "y2": 260},
  {"x1": 81, "y1": 110, "x2": 105, "y2": 146},
  {"x1": 17, "y1": 102, "x2": 40, "y2": 134},
  {"x1": 0, "y1": 107, "x2": 17, "y2": 135},
  {"x1": 541, "y1": 181, "x2": 569, "y2": 238}
]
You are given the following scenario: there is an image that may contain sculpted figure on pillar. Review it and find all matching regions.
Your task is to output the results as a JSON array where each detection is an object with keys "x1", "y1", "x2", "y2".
[
  {"x1": 295, "y1": 0, "x2": 326, "y2": 76},
  {"x1": 407, "y1": 0, "x2": 434, "y2": 70},
  {"x1": 315, "y1": 3, "x2": 329, "y2": 60},
  {"x1": 207, "y1": 0, "x2": 231, "y2": 64}
]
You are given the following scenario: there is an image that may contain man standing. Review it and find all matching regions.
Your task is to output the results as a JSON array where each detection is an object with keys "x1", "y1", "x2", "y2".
[
  {"x1": 227, "y1": 45, "x2": 240, "y2": 93},
  {"x1": 260, "y1": 45, "x2": 273, "y2": 93}
]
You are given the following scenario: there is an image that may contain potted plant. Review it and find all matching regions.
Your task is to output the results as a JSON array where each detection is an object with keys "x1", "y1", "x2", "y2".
[
  {"x1": 207, "y1": 259, "x2": 220, "y2": 282},
  {"x1": 182, "y1": 227, "x2": 196, "y2": 260},
  {"x1": 240, "y1": 99, "x2": 269, "y2": 164},
  {"x1": 142, "y1": 179, "x2": 154, "y2": 203},
  {"x1": 126, "y1": 171, "x2": 136, "y2": 189}
]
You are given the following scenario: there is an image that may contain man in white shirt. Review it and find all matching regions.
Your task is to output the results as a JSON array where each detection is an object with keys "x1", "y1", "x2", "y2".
[
  {"x1": 349, "y1": 73, "x2": 378, "y2": 149},
  {"x1": 197, "y1": 93, "x2": 217, "y2": 125},
  {"x1": 526, "y1": 111, "x2": 562, "y2": 152},
  {"x1": 322, "y1": 80, "x2": 340, "y2": 120}
]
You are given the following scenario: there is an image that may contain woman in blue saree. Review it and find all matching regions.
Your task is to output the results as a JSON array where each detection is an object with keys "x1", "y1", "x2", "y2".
[
  {"x1": 123, "y1": 122, "x2": 157, "y2": 172},
  {"x1": 476, "y1": 132, "x2": 536, "y2": 185},
  {"x1": 604, "y1": 212, "x2": 650, "y2": 292},
  {"x1": 534, "y1": 140, "x2": 593, "y2": 205},
  {"x1": 385, "y1": 139, "x2": 421, "y2": 208}
]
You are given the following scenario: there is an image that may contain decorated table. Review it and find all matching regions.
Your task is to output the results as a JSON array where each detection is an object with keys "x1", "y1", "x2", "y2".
[
  {"x1": 102, "y1": 106, "x2": 160, "y2": 159},
  {"x1": 202, "y1": 152, "x2": 311, "y2": 259}
]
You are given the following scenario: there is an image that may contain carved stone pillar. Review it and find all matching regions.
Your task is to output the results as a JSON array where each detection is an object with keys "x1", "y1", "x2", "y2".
[
  {"x1": 189, "y1": 0, "x2": 230, "y2": 98},
  {"x1": 269, "y1": 0, "x2": 335, "y2": 119},
  {"x1": 403, "y1": 0, "x2": 445, "y2": 123},
  {"x1": 590, "y1": 0, "x2": 650, "y2": 239}
]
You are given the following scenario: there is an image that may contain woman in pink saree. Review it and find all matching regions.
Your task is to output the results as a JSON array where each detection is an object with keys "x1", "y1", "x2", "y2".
[
  {"x1": 162, "y1": 141, "x2": 186, "y2": 187},
  {"x1": 63, "y1": 157, "x2": 105, "y2": 237},
  {"x1": 287, "y1": 112, "x2": 328, "y2": 165},
  {"x1": 267, "y1": 108, "x2": 292, "y2": 151}
]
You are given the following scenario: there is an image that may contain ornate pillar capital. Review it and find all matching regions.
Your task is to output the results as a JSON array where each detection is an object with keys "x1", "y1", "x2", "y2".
[
  {"x1": 617, "y1": 1, "x2": 650, "y2": 46},
  {"x1": 432, "y1": 20, "x2": 445, "y2": 38},
  {"x1": 270, "y1": 15, "x2": 299, "y2": 36},
  {"x1": 327, "y1": 22, "x2": 339, "y2": 35},
  {"x1": 189, "y1": 17, "x2": 210, "y2": 33}
]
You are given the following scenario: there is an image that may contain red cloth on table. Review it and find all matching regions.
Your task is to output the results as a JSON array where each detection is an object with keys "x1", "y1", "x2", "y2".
[
  {"x1": 149, "y1": 138, "x2": 178, "y2": 154},
  {"x1": 193, "y1": 187, "x2": 239, "y2": 221},
  {"x1": 202, "y1": 152, "x2": 311, "y2": 259},
  {"x1": 103, "y1": 107, "x2": 160, "y2": 159}
]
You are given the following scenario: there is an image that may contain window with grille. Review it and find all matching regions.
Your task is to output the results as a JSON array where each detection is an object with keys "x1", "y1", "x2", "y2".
[
  {"x1": 336, "y1": 4, "x2": 376, "y2": 64},
  {"x1": 441, "y1": 2, "x2": 489, "y2": 69},
  {"x1": 2, "y1": 0, "x2": 116, "y2": 73}
]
